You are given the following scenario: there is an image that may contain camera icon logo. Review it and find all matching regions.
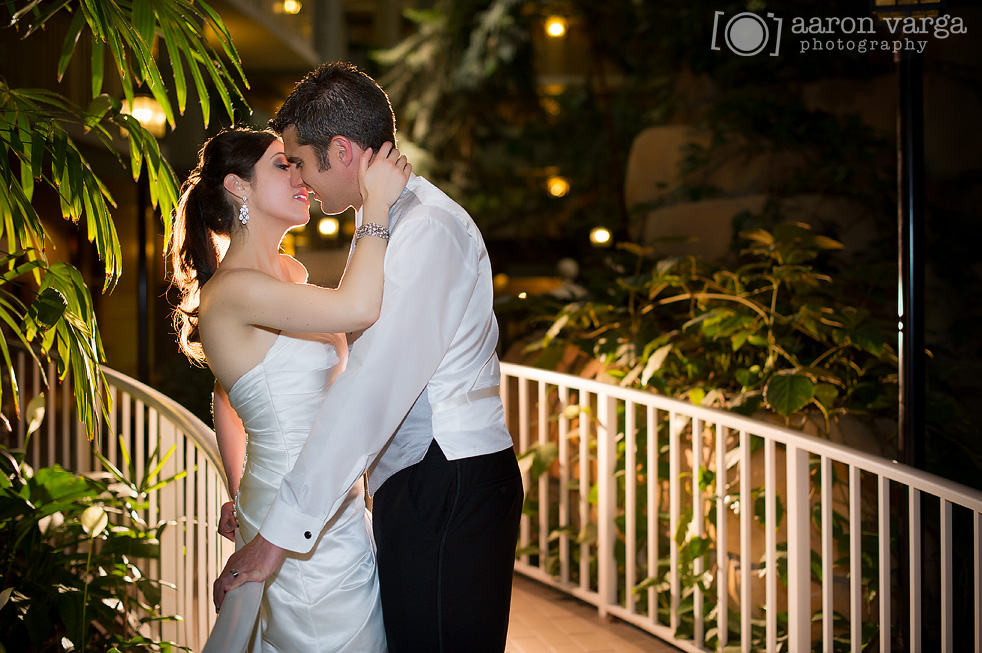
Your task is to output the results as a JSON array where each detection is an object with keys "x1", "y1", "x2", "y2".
[{"x1": 711, "y1": 11, "x2": 783, "y2": 56}]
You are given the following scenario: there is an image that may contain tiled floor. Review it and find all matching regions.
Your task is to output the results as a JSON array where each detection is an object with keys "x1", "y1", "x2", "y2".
[{"x1": 506, "y1": 575, "x2": 681, "y2": 653}]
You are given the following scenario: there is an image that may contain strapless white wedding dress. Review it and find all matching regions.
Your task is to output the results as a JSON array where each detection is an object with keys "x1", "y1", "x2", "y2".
[{"x1": 210, "y1": 332, "x2": 387, "y2": 652}]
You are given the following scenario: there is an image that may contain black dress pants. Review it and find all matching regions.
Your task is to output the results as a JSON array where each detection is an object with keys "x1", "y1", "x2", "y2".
[{"x1": 373, "y1": 440, "x2": 524, "y2": 653}]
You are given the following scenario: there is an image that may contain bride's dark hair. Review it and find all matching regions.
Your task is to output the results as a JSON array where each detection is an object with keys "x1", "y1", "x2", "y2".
[{"x1": 168, "y1": 127, "x2": 277, "y2": 363}]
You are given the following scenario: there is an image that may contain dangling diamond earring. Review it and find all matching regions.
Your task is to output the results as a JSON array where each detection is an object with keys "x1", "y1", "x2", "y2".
[{"x1": 238, "y1": 196, "x2": 249, "y2": 225}]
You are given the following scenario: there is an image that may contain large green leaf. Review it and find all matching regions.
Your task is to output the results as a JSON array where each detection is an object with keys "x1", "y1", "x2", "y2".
[
  {"x1": 27, "y1": 288, "x2": 69, "y2": 333},
  {"x1": 764, "y1": 373, "x2": 815, "y2": 417}
]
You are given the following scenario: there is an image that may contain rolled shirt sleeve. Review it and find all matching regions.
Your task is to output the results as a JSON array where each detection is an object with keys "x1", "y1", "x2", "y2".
[{"x1": 259, "y1": 208, "x2": 478, "y2": 553}]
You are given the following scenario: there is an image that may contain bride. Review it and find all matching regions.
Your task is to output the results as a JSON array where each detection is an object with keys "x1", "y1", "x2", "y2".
[{"x1": 168, "y1": 127, "x2": 410, "y2": 651}]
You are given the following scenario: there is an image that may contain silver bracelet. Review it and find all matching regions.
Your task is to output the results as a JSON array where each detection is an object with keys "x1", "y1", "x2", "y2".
[{"x1": 355, "y1": 223, "x2": 390, "y2": 242}]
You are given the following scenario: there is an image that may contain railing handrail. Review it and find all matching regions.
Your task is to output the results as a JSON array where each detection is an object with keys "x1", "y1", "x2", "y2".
[
  {"x1": 101, "y1": 366, "x2": 226, "y2": 488},
  {"x1": 500, "y1": 362, "x2": 982, "y2": 510}
]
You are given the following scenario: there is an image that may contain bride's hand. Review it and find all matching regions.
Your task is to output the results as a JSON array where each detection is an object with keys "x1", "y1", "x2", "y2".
[
  {"x1": 358, "y1": 142, "x2": 411, "y2": 219},
  {"x1": 214, "y1": 535, "x2": 285, "y2": 611},
  {"x1": 218, "y1": 501, "x2": 237, "y2": 542}
]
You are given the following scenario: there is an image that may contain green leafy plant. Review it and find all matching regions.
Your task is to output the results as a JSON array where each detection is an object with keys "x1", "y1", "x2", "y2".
[
  {"x1": 512, "y1": 227, "x2": 895, "y2": 649},
  {"x1": 1, "y1": 0, "x2": 248, "y2": 437},
  {"x1": 524, "y1": 223, "x2": 898, "y2": 437},
  {"x1": 0, "y1": 396, "x2": 188, "y2": 652}
]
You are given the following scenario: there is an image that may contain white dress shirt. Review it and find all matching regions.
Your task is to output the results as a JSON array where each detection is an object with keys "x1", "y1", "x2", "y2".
[{"x1": 259, "y1": 175, "x2": 514, "y2": 553}]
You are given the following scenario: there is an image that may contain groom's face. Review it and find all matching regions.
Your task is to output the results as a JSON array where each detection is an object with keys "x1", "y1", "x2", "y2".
[{"x1": 282, "y1": 126, "x2": 357, "y2": 215}]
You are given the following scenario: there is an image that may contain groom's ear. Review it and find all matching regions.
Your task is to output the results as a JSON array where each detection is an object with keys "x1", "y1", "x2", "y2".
[{"x1": 331, "y1": 135, "x2": 358, "y2": 168}]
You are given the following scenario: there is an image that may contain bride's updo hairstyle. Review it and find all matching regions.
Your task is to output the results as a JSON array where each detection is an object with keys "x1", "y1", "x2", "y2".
[{"x1": 168, "y1": 127, "x2": 277, "y2": 363}]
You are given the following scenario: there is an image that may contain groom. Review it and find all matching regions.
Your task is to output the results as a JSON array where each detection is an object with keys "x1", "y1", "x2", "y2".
[{"x1": 215, "y1": 62, "x2": 524, "y2": 652}]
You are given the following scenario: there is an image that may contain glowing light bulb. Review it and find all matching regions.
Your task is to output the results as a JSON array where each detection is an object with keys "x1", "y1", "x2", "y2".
[
  {"x1": 590, "y1": 227, "x2": 612, "y2": 246},
  {"x1": 318, "y1": 217, "x2": 339, "y2": 236},
  {"x1": 282, "y1": 0, "x2": 302, "y2": 14},
  {"x1": 545, "y1": 16, "x2": 567, "y2": 38},
  {"x1": 546, "y1": 175, "x2": 570, "y2": 198}
]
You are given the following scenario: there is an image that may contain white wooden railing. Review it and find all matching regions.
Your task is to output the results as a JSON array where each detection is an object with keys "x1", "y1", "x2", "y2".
[
  {"x1": 10, "y1": 352, "x2": 982, "y2": 652},
  {"x1": 7, "y1": 352, "x2": 232, "y2": 652},
  {"x1": 500, "y1": 362, "x2": 982, "y2": 653}
]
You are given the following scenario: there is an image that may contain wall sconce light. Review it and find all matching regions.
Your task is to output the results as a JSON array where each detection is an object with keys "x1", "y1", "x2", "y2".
[
  {"x1": 590, "y1": 227, "x2": 612, "y2": 247},
  {"x1": 318, "y1": 217, "x2": 339, "y2": 237},
  {"x1": 546, "y1": 175, "x2": 569, "y2": 198},
  {"x1": 126, "y1": 96, "x2": 167, "y2": 138},
  {"x1": 275, "y1": 0, "x2": 302, "y2": 14},
  {"x1": 545, "y1": 16, "x2": 567, "y2": 38}
]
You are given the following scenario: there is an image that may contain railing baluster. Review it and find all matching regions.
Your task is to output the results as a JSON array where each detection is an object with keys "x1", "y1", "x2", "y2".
[
  {"x1": 669, "y1": 411, "x2": 681, "y2": 634},
  {"x1": 30, "y1": 357, "x2": 40, "y2": 468},
  {"x1": 787, "y1": 444, "x2": 810, "y2": 652},
  {"x1": 579, "y1": 391, "x2": 590, "y2": 593},
  {"x1": 879, "y1": 475, "x2": 890, "y2": 653},
  {"x1": 715, "y1": 423, "x2": 728, "y2": 650},
  {"x1": 559, "y1": 385, "x2": 570, "y2": 585},
  {"x1": 207, "y1": 459, "x2": 221, "y2": 638},
  {"x1": 692, "y1": 417, "x2": 704, "y2": 645},
  {"x1": 741, "y1": 430, "x2": 751, "y2": 653},
  {"x1": 942, "y1": 499, "x2": 953, "y2": 652},
  {"x1": 183, "y1": 436, "x2": 195, "y2": 645},
  {"x1": 975, "y1": 509, "x2": 981, "y2": 653},
  {"x1": 910, "y1": 486, "x2": 921, "y2": 652},
  {"x1": 121, "y1": 392, "x2": 132, "y2": 475},
  {"x1": 538, "y1": 382, "x2": 549, "y2": 575},
  {"x1": 647, "y1": 406, "x2": 659, "y2": 625},
  {"x1": 148, "y1": 406, "x2": 161, "y2": 641},
  {"x1": 597, "y1": 393, "x2": 618, "y2": 614},
  {"x1": 822, "y1": 456, "x2": 833, "y2": 652},
  {"x1": 765, "y1": 439, "x2": 777, "y2": 653},
  {"x1": 197, "y1": 447, "x2": 209, "y2": 646},
  {"x1": 625, "y1": 401, "x2": 637, "y2": 614},
  {"x1": 159, "y1": 414, "x2": 178, "y2": 644},
  {"x1": 107, "y1": 385, "x2": 119, "y2": 469},
  {"x1": 518, "y1": 378, "x2": 530, "y2": 566},
  {"x1": 850, "y1": 465, "x2": 862, "y2": 653}
]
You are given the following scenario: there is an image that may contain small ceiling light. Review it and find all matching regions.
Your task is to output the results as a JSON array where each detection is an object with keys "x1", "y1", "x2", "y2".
[
  {"x1": 541, "y1": 97, "x2": 562, "y2": 116},
  {"x1": 126, "y1": 96, "x2": 167, "y2": 138},
  {"x1": 275, "y1": 0, "x2": 302, "y2": 14},
  {"x1": 518, "y1": 292, "x2": 528, "y2": 299},
  {"x1": 546, "y1": 175, "x2": 570, "y2": 198},
  {"x1": 590, "y1": 227, "x2": 612, "y2": 247},
  {"x1": 545, "y1": 16, "x2": 567, "y2": 38},
  {"x1": 318, "y1": 217, "x2": 339, "y2": 236}
]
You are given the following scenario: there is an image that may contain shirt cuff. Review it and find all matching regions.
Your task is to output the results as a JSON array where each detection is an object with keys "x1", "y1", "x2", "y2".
[{"x1": 258, "y1": 499, "x2": 324, "y2": 554}]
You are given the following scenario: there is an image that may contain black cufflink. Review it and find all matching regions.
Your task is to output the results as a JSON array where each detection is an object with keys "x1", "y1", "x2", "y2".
[{"x1": 304, "y1": 531, "x2": 312, "y2": 539}]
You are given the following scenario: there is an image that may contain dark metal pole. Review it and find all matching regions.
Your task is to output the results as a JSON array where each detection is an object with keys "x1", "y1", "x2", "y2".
[
  {"x1": 897, "y1": 49, "x2": 925, "y2": 471},
  {"x1": 892, "y1": 38, "x2": 931, "y2": 653}
]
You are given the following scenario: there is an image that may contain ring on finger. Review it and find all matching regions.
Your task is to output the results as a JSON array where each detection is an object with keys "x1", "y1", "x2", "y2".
[{"x1": 231, "y1": 568, "x2": 239, "y2": 578}]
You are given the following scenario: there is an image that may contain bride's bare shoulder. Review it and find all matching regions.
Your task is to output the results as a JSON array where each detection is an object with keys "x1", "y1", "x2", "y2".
[{"x1": 200, "y1": 268, "x2": 268, "y2": 308}]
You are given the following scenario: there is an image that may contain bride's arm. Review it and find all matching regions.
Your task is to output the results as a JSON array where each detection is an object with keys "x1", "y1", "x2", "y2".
[
  {"x1": 213, "y1": 382, "x2": 247, "y2": 498},
  {"x1": 203, "y1": 144, "x2": 410, "y2": 335}
]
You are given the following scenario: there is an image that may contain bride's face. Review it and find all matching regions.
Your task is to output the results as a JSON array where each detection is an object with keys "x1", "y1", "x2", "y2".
[{"x1": 247, "y1": 140, "x2": 311, "y2": 228}]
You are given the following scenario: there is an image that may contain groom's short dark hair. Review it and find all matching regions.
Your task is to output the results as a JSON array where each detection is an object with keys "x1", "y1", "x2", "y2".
[{"x1": 269, "y1": 62, "x2": 396, "y2": 171}]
